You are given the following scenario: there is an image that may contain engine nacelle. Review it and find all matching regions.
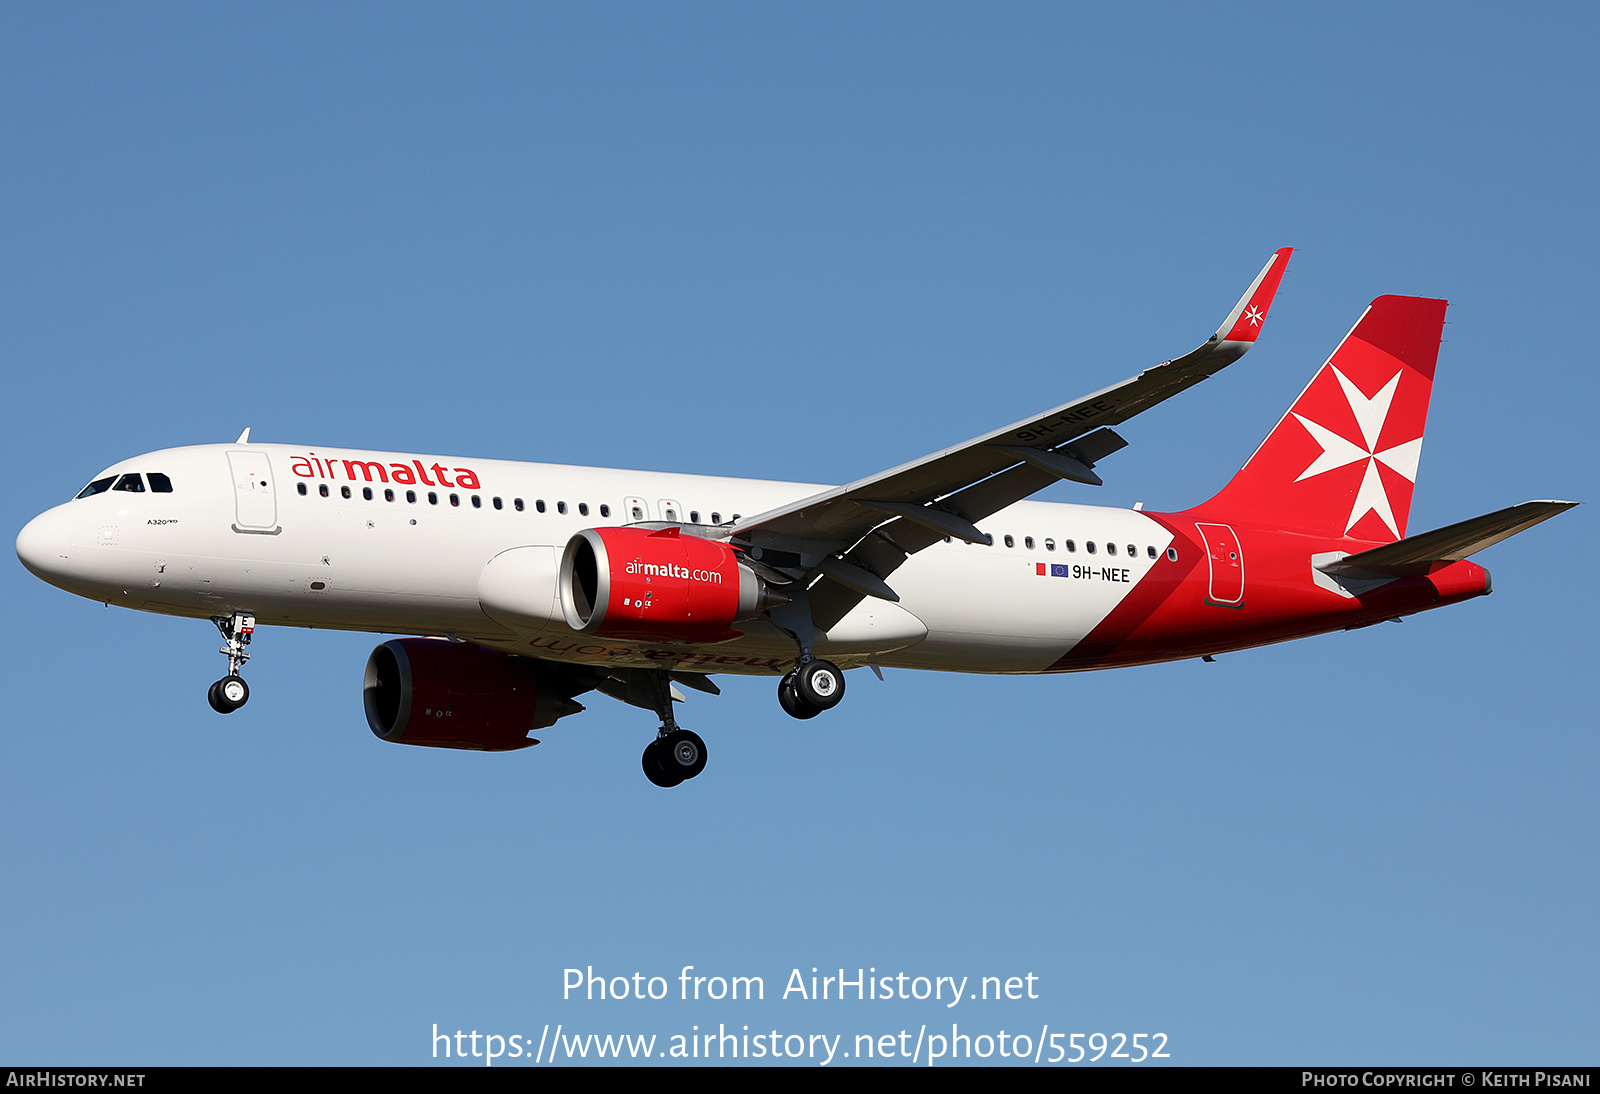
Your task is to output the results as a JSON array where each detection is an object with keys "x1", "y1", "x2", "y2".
[
  {"x1": 363, "y1": 638, "x2": 587, "y2": 751},
  {"x1": 559, "y1": 526, "x2": 779, "y2": 642}
]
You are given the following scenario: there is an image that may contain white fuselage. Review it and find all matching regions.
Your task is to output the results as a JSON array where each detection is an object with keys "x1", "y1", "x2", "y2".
[{"x1": 18, "y1": 443, "x2": 1176, "y2": 676}]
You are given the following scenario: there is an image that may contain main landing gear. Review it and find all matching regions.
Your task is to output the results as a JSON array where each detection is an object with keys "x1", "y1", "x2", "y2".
[
  {"x1": 207, "y1": 612, "x2": 255, "y2": 714},
  {"x1": 766, "y1": 596, "x2": 847, "y2": 721},
  {"x1": 638, "y1": 670, "x2": 708, "y2": 789},
  {"x1": 777, "y1": 657, "x2": 845, "y2": 721}
]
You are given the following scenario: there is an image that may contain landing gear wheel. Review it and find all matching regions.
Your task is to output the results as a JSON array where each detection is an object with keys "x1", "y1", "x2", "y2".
[
  {"x1": 209, "y1": 674, "x2": 249, "y2": 714},
  {"x1": 778, "y1": 674, "x2": 821, "y2": 720},
  {"x1": 660, "y1": 728, "x2": 707, "y2": 780},
  {"x1": 642, "y1": 740, "x2": 684, "y2": 788},
  {"x1": 794, "y1": 659, "x2": 845, "y2": 710}
]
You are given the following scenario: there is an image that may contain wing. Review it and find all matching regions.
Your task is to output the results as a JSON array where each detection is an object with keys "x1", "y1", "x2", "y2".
[{"x1": 732, "y1": 247, "x2": 1294, "y2": 630}]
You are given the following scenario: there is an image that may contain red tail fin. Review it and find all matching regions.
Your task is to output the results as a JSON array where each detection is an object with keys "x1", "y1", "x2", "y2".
[{"x1": 1192, "y1": 295, "x2": 1448, "y2": 542}]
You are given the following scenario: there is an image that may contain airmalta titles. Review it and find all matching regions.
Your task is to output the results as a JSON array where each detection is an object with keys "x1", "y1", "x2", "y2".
[{"x1": 289, "y1": 453, "x2": 482, "y2": 490}]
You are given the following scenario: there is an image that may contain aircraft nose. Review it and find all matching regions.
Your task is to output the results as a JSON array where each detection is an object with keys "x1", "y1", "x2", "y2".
[{"x1": 16, "y1": 507, "x2": 74, "y2": 585}]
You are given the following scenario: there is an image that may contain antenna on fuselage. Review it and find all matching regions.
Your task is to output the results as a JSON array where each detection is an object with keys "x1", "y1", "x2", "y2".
[{"x1": 236, "y1": 427, "x2": 251, "y2": 444}]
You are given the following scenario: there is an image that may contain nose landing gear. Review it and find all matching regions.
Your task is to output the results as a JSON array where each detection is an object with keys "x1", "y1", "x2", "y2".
[{"x1": 207, "y1": 612, "x2": 255, "y2": 714}]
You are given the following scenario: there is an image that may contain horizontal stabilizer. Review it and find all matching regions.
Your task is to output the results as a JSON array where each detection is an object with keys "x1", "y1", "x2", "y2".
[{"x1": 1317, "y1": 500, "x2": 1577, "y2": 577}]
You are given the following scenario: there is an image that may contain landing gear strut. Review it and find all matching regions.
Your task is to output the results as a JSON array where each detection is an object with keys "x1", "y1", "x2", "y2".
[
  {"x1": 638, "y1": 670, "x2": 708, "y2": 788},
  {"x1": 207, "y1": 612, "x2": 255, "y2": 714}
]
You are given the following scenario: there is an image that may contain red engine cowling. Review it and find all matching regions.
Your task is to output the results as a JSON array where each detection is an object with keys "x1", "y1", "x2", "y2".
[
  {"x1": 363, "y1": 638, "x2": 586, "y2": 751},
  {"x1": 559, "y1": 526, "x2": 779, "y2": 642}
]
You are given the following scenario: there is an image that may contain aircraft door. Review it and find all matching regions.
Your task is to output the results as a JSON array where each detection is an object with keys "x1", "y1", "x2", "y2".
[
  {"x1": 1194, "y1": 522, "x2": 1243, "y2": 605},
  {"x1": 227, "y1": 450, "x2": 280, "y2": 533}
]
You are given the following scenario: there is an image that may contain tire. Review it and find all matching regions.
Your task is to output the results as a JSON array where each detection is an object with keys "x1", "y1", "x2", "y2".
[
  {"x1": 642, "y1": 740, "x2": 683, "y2": 788},
  {"x1": 794, "y1": 660, "x2": 845, "y2": 710},
  {"x1": 209, "y1": 676, "x2": 248, "y2": 714},
  {"x1": 777, "y1": 675, "x2": 821, "y2": 720},
  {"x1": 660, "y1": 729, "x2": 707, "y2": 780},
  {"x1": 217, "y1": 675, "x2": 249, "y2": 711}
]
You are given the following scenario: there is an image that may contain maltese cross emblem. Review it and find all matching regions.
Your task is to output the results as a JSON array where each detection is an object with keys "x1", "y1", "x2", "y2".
[{"x1": 1292, "y1": 367, "x2": 1423, "y2": 537}]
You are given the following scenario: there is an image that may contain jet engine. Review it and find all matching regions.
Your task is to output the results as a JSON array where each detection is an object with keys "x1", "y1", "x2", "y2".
[
  {"x1": 363, "y1": 638, "x2": 590, "y2": 751},
  {"x1": 559, "y1": 526, "x2": 784, "y2": 642}
]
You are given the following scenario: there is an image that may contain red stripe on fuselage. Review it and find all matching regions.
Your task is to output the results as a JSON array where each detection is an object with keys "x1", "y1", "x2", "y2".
[{"x1": 1046, "y1": 513, "x2": 1490, "y2": 672}]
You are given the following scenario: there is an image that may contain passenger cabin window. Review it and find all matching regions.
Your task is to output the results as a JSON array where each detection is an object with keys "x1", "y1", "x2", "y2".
[
  {"x1": 385, "y1": 489, "x2": 395, "y2": 502},
  {"x1": 428, "y1": 492, "x2": 438, "y2": 505},
  {"x1": 557, "y1": 501, "x2": 567, "y2": 515},
  {"x1": 1004, "y1": 535, "x2": 1015, "y2": 548},
  {"x1": 1127, "y1": 544, "x2": 1136, "y2": 558},
  {"x1": 631, "y1": 505, "x2": 645, "y2": 520},
  {"x1": 449, "y1": 493, "x2": 460, "y2": 506},
  {"x1": 690, "y1": 511, "x2": 700, "y2": 524},
  {"x1": 147, "y1": 473, "x2": 173, "y2": 493},
  {"x1": 341, "y1": 485, "x2": 352, "y2": 499},
  {"x1": 319, "y1": 484, "x2": 329, "y2": 497},
  {"x1": 536, "y1": 500, "x2": 546, "y2": 513},
  {"x1": 1025, "y1": 536, "x2": 1035, "y2": 550},
  {"x1": 362, "y1": 487, "x2": 373, "y2": 501},
  {"x1": 1065, "y1": 539, "x2": 1076, "y2": 552},
  {"x1": 600, "y1": 504, "x2": 610, "y2": 518},
  {"x1": 1086, "y1": 541, "x2": 1096, "y2": 554},
  {"x1": 297, "y1": 483, "x2": 308, "y2": 496},
  {"x1": 1106, "y1": 542, "x2": 1117, "y2": 556},
  {"x1": 406, "y1": 490, "x2": 417, "y2": 503},
  {"x1": 76, "y1": 476, "x2": 116, "y2": 499},
  {"x1": 1045, "y1": 538, "x2": 1056, "y2": 551},
  {"x1": 1166, "y1": 547, "x2": 1179, "y2": 561},
  {"x1": 492, "y1": 497, "x2": 501, "y2": 510},
  {"x1": 711, "y1": 512, "x2": 721, "y2": 524},
  {"x1": 578, "y1": 502, "x2": 588, "y2": 516},
  {"x1": 1146, "y1": 546, "x2": 1157, "y2": 559},
  {"x1": 113, "y1": 474, "x2": 145, "y2": 493},
  {"x1": 514, "y1": 498, "x2": 524, "y2": 512}
]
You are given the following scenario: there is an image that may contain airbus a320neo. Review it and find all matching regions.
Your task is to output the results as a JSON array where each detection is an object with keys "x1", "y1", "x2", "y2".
[{"x1": 17, "y1": 250, "x2": 1574, "y2": 785}]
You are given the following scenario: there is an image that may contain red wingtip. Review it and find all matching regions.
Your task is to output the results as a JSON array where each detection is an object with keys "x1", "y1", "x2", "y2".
[{"x1": 1222, "y1": 246, "x2": 1293, "y2": 343}]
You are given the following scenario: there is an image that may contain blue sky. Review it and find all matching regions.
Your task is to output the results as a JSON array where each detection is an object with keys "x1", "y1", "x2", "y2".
[{"x1": 3, "y1": 3, "x2": 1595, "y2": 1066}]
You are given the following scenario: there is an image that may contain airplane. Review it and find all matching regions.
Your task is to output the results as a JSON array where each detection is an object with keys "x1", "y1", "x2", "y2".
[{"x1": 15, "y1": 249, "x2": 1576, "y2": 787}]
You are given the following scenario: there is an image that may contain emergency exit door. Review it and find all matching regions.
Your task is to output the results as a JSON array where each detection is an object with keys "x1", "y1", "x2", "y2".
[{"x1": 1194, "y1": 522, "x2": 1243, "y2": 606}]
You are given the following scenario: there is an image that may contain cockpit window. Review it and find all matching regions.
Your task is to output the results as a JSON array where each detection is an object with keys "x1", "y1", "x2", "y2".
[
  {"x1": 147, "y1": 473, "x2": 173, "y2": 493},
  {"x1": 112, "y1": 474, "x2": 145, "y2": 493},
  {"x1": 75, "y1": 476, "x2": 116, "y2": 499}
]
